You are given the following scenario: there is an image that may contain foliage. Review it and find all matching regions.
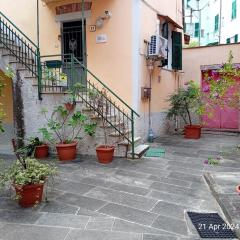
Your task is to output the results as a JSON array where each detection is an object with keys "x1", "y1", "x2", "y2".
[
  {"x1": 202, "y1": 51, "x2": 240, "y2": 109},
  {"x1": 88, "y1": 88, "x2": 110, "y2": 146},
  {"x1": 0, "y1": 66, "x2": 15, "y2": 133},
  {"x1": 167, "y1": 81, "x2": 204, "y2": 125},
  {"x1": 0, "y1": 158, "x2": 57, "y2": 187},
  {"x1": 16, "y1": 137, "x2": 44, "y2": 158},
  {"x1": 186, "y1": 40, "x2": 199, "y2": 48},
  {"x1": 43, "y1": 67, "x2": 67, "y2": 85},
  {"x1": 40, "y1": 105, "x2": 96, "y2": 144},
  {"x1": 64, "y1": 83, "x2": 85, "y2": 104}
]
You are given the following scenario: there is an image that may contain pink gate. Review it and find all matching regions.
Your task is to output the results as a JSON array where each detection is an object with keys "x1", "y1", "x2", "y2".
[{"x1": 201, "y1": 69, "x2": 239, "y2": 130}]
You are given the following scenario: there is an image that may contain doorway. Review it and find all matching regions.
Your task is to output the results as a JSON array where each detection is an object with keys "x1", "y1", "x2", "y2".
[
  {"x1": 201, "y1": 70, "x2": 239, "y2": 130},
  {"x1": 61, "y1": 20, "x2": 86, "y2": 88}
]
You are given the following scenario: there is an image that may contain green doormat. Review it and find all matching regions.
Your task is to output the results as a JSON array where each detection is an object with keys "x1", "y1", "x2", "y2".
[{"x1": 145, "y1": 148, "x2": 165, "y2": 157}]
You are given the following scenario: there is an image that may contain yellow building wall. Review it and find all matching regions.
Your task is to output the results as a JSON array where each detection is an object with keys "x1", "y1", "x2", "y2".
[
  {"x1": 183, "y1": 43, "x2": 240, "y2": 85},
  {"x1": 0, "y1": 0, "x2": 133, "y2": 106},
  {"x1": 0, "y1": 71, "x2": 13, "y2": 123},
  {"x1": 139, "y1": 0, "x2": 183, "y2": 113}
]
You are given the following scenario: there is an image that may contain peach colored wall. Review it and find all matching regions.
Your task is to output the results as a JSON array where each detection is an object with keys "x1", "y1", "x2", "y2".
[
  {"x1": 0, "y1": 0, "x2": 133, "y2": 107},
  {"x1": 0, "y1": 71, "x2": 13, "y2": 123},
  {"x1": 183, "y1": 43, "x2": 240, "y2": 86},
  {"x1": 139, "y1": 0, "x2": 183, "y2": 113}
]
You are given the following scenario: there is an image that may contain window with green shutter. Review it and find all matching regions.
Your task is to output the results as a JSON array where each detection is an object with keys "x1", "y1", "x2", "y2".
[
  {"x1": 214, "y1": 14, "x2": 219, "y2": 31},
  {"x1": 187, "y1": 0, "x2": 191, "y2": 8},
  {"x1": 232, "y1": 0, "x2": 237, "y2": 19},
  {"x1": 172, "y1": 31, "x2": 182, "y2": 70},
  {"x1": 234, "y1": 34, "x2": 238, "y2": 42},
  {"x1": 194, "y1": 23, "x2": 199, "y2": 37},
  {"x1": 226, "y1": 38, "x2": 231, "y2": 44}
]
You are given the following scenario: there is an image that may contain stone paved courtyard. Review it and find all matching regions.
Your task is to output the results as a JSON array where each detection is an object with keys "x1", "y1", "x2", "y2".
[{"x1": 0, "y1": 133, "x2": 239, "y2": 240}]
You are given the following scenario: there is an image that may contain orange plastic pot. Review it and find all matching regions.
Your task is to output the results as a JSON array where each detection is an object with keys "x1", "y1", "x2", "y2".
[
  {"x1": 184, "y1": 125, "x2": 202, "y2": 139},
  {"x1": 56, "y1": 142, "x2": 77, "y2": 161},
  {"x1": 14, "y1": 183, "x2": 44, "y2": 208},
  {"x1": 34, "y1": 144, "x2": 49, "y2": 159},
  {"x1": 96, "y1": 145, "x2": 115, "y2": 164},
  {"x1": 64, "y1": 103, "x2": 76, "y2": 111}
]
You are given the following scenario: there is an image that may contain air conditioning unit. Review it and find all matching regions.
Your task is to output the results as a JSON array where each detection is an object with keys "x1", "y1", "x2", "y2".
[{"x1": 148, "y1": 35, "x2": 168, "y2": 59}]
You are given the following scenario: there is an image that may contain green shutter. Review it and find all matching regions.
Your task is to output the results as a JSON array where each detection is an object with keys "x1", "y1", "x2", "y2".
[
  {"x1": 226, "y1": 38, "x2": 231, "y2": 44},
  {"x1": 194, "y1": 23, "x2": 199, "y2": 37},
  {"x1": 234, "y1": 34, "x2": 238, "y2": 42},
  {"x1": 187, "y1": 0, "x2": 191, "y2": 8},
  {"x1": 172, "y1": 31, "x2": 182, "y2": 70},
  {"x1": 214, "y1": 14, "x2": 219, "y2": 31},
  {"x1": 232, "y1": 0, "x2": 237, "y2": 19}
]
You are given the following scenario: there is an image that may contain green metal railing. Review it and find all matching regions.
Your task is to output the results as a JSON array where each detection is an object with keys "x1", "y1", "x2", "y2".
[
  {"x1": 0, "y1": 9, "x2": 139, "y2": 157},
  {"x1": 72, "y1": 56, "x2": 140, "y2": 158},
  {"x1": 0, "y1": 11, "x2": 42, "y2": 100}
]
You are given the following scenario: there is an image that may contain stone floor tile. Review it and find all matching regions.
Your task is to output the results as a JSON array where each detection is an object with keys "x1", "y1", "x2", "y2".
[
  {"x1": 167, "y1": 171, "x2": 203, "y2": 183},
  {"x1": 0, "y1": 209, "x2": 42, "y2": 224},
  {"x1": 86, "y1": 187, "x2": 158, "y2": 211},
  {"x1": 79, "y1": 177, "x2": 114, "y2": 188},
  {"x1": 56, "y1": 192, "x2": 107, "y2": 211},
  {"x1": 39, "y1": 201, "x2": 79, "y2": 214},
  {"x1": 112, "y1": 219, "x2": 175, "y2": 235},
  {"x1": 149, "y1": 176, "x2": 192, "y2": 188},
  {"x1": 149, "y1": 190, "x2": 205, "y2": 208},
  {"x1": 36, "y1": 212, "x2": 89, "y2": 228},
  {"x1": 110, "y1": 183, "x2": 150, "y2": 196},
  {"x1": 0, "y1": 224, "x2": 69, "y2": 240},
  {"x1": 143, "y1": 234, "x2": 178, "y2": 240},
  {"x1": 76, "y1": 207, "x2": 108, "y2": 217},
  {"x1": 98, "y1": 203, "x2": 158, "y2": 226},
  {"x1": 54, "y1": 180, "x2": 95, "y2": 195},
  {"x1": 152, "y1": 215, "x2": 188, "y2": 236},
  {"x1": 65, "y1": 229, "x2": 142, "y2": 240},
  {"x1": 86, "y1": 217, "x2": 114, "y2": 230},
  {"x1": 150, "y1": 182, "x2": 190, "y2": 196},
  {"x1": 150, "y1": 201, "x2": 187, "y2": 219}
]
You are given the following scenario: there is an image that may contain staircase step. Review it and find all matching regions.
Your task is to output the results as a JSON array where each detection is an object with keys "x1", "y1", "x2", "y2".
[
  {"x1": 118, "y1": 137, "x2": 141, "y2": 146},
  {"x1": 90, "y1": 114, "x2": 116, "y2": 120},
  {"x1": 99, "y1": 121, "x2": 124, "y2": 128},
  {"x1": 127, "y1": 144, "x2": 149, "y2": 158},
  {"x1": 109, "y1": 129, "x2": 131, "y2": 137}
]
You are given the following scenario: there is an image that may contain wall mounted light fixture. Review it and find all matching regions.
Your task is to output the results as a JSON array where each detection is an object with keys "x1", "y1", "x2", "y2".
[{"x1": 96, "y1": 10, "x2": 112, "y2": 28}]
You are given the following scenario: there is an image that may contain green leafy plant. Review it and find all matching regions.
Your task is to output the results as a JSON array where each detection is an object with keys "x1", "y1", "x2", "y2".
[
  {"x1": 167, "y1": 81, "x2": 204, "y2": 125},
  {"x1": 0, "y1": 158, "x2": 57, "y2": 187},
  {"x1": 40, "y1": 105, "x2": 96, "y2": 144},
  {"x1": 203, "y1": 51, "x2": 240, "y2": 109}
]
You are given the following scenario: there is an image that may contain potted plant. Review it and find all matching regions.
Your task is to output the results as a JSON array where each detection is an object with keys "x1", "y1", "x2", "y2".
[
  {"x1": 40, "y1": 105, "x2": 96, "y2": 161},
  {"x1": 167, "y1": 81, "x2": 204, "y2": 139},
  {"x1": 64, "y1": 95, "x2": 76, "y2": 111},
  {"x1": 27, "y1": 137, "x2": 49, "y2": 159},
  {"x1": 88, "y1": 89, "x2": 115, "y2": 164},
  {"x1": 0, "y1": 153, "x2": 57, "y2": 208}
]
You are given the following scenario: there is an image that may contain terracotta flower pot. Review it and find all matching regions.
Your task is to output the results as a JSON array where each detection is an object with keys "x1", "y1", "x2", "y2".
[
  {"x1": 184, "y1": 125, "x2": 202, "y2": 139},
  {"x1": 56, "y1": 142, "x2": 77, "y2": 161},
  {"x1": 96, "y1": 145, "x2": 115, "y2": 164},
  {"x1": 14, "y1": 183, "x2": 44, "y2": 208},
  {"x1": 34, "y1": 144, "x2": 49, "y2": 159},
  {"x1": 64, "y1": 102, "x2": 76, "y2": 111}
]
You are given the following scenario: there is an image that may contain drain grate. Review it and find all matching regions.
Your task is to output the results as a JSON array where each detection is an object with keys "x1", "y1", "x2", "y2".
[{"x1": 187, "y1": 212, "x2": 237, "y2": 239}]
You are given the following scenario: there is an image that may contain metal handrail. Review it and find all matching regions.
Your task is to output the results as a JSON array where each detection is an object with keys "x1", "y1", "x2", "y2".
[
  {"x1": 0, "y1": 11, "x2": 38, "y2": 49},
  {"x1": 73, "y1": 56, "x2": 140, "y2": 117}
]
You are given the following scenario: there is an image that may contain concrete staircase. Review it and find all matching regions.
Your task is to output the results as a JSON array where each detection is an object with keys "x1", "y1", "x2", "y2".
[{"x1": 0, "y1": 13, "x2": 149, "y2": 158}]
